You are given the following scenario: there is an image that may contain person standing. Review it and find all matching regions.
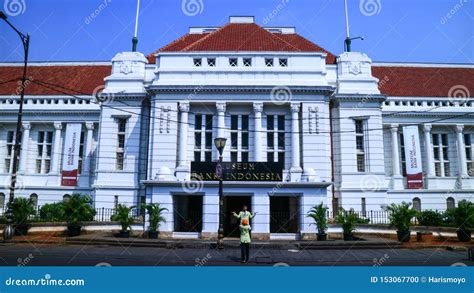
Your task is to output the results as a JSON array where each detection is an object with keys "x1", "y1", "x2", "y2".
[
  {"x1": 239, "y1": 218, "x2": 251, "y2": 263},
  {"x1": 232, "y1": 205, "x2": 256, "y2": 224}
]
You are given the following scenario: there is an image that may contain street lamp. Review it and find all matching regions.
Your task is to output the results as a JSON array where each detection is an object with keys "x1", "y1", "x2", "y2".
[
  {"x1": 1, "y1": 11, "x2": 30, "y2": 241},
  {"x1": 214, "y1": 137, "x2": 226, "y2": 249}
]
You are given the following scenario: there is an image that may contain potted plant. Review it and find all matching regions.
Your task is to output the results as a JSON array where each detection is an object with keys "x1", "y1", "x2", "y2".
[
  {"x1": 307, "y1": 203, "x2": 328, "y2": 241},
  {"x1": 447, "y1": 200, "x2": 474, "y2": 242},
  {"x1": 111, "y1": 204, "x2": 135, "y2": 238},
  {"x1": 335, "y1": 208, "x2": 358, "y2": 241},
  {"x1": 11, "y1": 197, "x2": 36, "y2": 236},
  {"x1": 63, "y1": 194, "x2": 96, "y2": 237},
  {"x1": 144, "y1": 203, "x2": 168, "y2": 239},
  {"x1": 383, "y1": 202, "x2": 418, "y2": 242}
]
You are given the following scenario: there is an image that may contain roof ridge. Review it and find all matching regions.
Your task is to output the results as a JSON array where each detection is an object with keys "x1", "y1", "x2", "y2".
[
  {"x1": 154, "y1": 33, "x2": 198, "y2": 54},
  {"x1": 181, "y1": 23, "x2": 232, "y2": 52}
]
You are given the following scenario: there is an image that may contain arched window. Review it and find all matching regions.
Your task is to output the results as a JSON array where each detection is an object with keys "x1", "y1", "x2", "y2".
[
  {"x1": 0, "y1": 193, "x2": 5, "y2": 210},
  {"x1": 446, "y1": 197, "x2": 455, "y2": 210},
  {"x1": 412, "y1": 197, "x2": 421, "y2": 212},
  {"x1": 63, "y1": 194, "x2": 71, "y2": 202},
  {"x1": 30, "y1": 193, "x2": 38, "y2": 209}
]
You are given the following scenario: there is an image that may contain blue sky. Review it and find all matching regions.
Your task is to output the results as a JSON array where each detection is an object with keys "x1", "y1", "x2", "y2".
[{"x1": 0, "y1": 0, "x2": 472, "y2": 63}]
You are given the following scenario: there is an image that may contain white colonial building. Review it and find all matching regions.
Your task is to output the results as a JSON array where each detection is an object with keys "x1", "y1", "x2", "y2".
[{"x1": 0, "y1": 16, "x2": 472, "y2": 239}]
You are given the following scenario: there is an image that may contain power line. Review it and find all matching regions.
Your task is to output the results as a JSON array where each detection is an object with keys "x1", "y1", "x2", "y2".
[
  {"x1": 32, "y1": 77, "x2": 454, "y2": 122},
  {"x1": 28, "y1": 79, "x2": 473, "y2": 136}
]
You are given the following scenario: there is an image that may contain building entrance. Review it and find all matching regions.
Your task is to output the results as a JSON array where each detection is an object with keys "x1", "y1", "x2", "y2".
[{"x1": 223, "y1": 196, "x2": 251, "y2": 238}]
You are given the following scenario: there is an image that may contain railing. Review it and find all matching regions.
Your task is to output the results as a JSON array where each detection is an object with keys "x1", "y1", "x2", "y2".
[
  {"x1": 354, "y1": 210, "x2": 391, "y2": 225},
  {"x1": 0, "y1": 207, "x2": 450, "y2": 226},
  {"x1": 0, "y1": 206, "x2": 143, "y2": 223}
]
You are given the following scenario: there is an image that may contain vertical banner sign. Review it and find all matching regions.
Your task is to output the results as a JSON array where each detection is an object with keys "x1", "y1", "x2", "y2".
[
  {"x1": 402, "y1": 126, "x2": 423, "y2": 189},
  {"x1": 61, "y1": 123, "x2": 82, "y2": 186}
]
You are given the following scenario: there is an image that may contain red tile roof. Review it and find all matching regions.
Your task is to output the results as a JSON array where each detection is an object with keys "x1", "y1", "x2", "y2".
[
  {"x1": 147, "y1": 33, "x2": 209, "y2": 63},
  {"x1": 0, "y1": 65, "x2": 111, "y2": 96},
  {"x1": 1, "y1": 63, "x2": 472, "y2": 98},
  {"x1": 146, "y1": 23, "x2": 337, "y2": 64},
  {"x1": 373, "y1": 65, "x2": 474, "y2": 97}
]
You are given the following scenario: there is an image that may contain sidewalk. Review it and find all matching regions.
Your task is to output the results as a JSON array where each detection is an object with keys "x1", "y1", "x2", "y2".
[{"x1": 3, "y1": 232, "x2": 451, "y2": 250}]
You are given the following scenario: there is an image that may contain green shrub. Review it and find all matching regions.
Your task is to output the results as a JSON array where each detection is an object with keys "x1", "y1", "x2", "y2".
[
  {"x1": 355, "y1": 216, "x2": 370, "y2": 224},
  {"x1": 63, "y1": 194, "x2": 96, "y2": 226},
  {"x1": 11, "y1": 197, "x2": 36, "y2": 225},
  {"x1": 143, "y1": 203, "x2": 167, "y2": 232},
  {"x1": 307, "y1": 203, "x2": 329, "y2": 234},
  {"x1": 417, "y1": 210, "x2": 443, "y2": 226},
  {"x1": 383, "y1": 202, "x2": 418, "y2": 232},
  {"x1": 335, "y1": 208, "x2": 358, "y2": 235},
  {"x1": 446, "y1": 200, "x2": 474, "y2": 230},
  {"x1": 39, "y1": 202, "x2": 65, "y2": 222},
  {"x1": 111, "y1": 204, "x2": 135, "y2": 232}
]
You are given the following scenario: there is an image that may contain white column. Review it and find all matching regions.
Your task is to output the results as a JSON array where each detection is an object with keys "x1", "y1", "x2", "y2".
[
  {"x1": 176, "y1": 102, "x2": 190, "y2": 181},
  {"x1": 50, "y1": 122, "x2": 62, "y2": 174},
  {"x1": 18, "y1": 122, "x2": 31, "y2": 173},
  {"x1": 290, "y1": 103, "x2": 302, "y2": 182},
  {"x1": 390, "y1": 124, "x2": 401, "y2": 176},
  {"x1": 290, "y1": 103, "x2": 301, "y2": 170},
  {"x1": 202, "y1": 194, "x2": 219, "y2": 238},
  {"x1": 423, "y1": 124, "x2": 435, "y2": 177},
  {"x1": 251, "y1": 194, "x2": 270, "y2": 237},
  {"x1": 216, "y1": 102, "x2": 226, "y2": 161},
  {"x1": 253, "y1": 102, "x2": 263, "y2": 162},
  {"x1": 216, "y1": 102, "x2": 226, "y2": 138},
  {"x1": 177, "y1": 102, "x2": 189, "y2": 168},
  {"x1": 456, "y1": 124, "x2": 468, "y2": 177},
  {"x1": 82, "y1": 122, "x2": 94, "y2": 175}
]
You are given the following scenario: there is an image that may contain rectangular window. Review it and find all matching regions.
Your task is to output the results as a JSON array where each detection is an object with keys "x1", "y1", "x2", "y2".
[
  {"x1": 193, "y1": 58, "x2": 202, "y2": 67},
  {"x1": 194, "y1": 114, "x2": 213, "y2": 162},
  {"x1": 433, "y1": 133, "x2": 450, "y2": 177},
  {"x1": 5, "y1": 130, "x2": 21, "y2": 173},
  {"x1": 399, "y1": 133, "x2": 406, "y2": 176},
  {"x1": 207, "y1": 58, "x2": 216, "y2": 67},
  {"x1": 355, "y1": 120, "x2": 366, "y2": 172},
  {"x1": 361, "y1": 198, "x2": 367, "y2": 217},
  {"x1": 36, "y1": 131, "x2": 53, "y2": 174},
  {"x1": 229, "y1": 58, "x2": 238, "y2": 67},
  {"x1": 465, "y1": 134, "x2": 473, "y2": 176},
  {"x1": 230, "y1": 114, "x2": 249, "y2": 162},
  {"x1": 116, "y1": 118, "x2": 126, "y2": 170},
  {"x1": 243, "y1": 58, "x2": 252, "y2": 67},
  {"x1": 279, "y1": 58, "x2": 288, "y2": 67},
  {"x1": 266, "y1": 114, "x2": 285, "y2": 164},
  {"x1": 265, "y1": 58, "x2": 274, "y2": 67},
  {"x1": 78, "y1": 131, "x2": 85, "y2": 174}
]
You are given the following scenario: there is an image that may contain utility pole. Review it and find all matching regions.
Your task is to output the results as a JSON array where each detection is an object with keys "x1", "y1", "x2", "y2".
[{"x1": 0, "y1": 11, "x2": 30, "y2": 240}]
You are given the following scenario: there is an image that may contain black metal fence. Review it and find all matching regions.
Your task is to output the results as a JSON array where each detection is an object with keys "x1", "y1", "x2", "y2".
[
  {"x1": 0, "y1": 206, "x2": 448, "y2": 226},
  {"x1": 0, "y1": 206, "x2": 143, "y2": 223},
  {"x1": 353, "y1": 210, "x2": 392, "y2": 225}
]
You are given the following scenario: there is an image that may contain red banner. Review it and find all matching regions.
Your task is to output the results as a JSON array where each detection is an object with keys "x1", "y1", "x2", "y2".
[{"x1": 61, "y1": 123, "x2": 82, "y2": 186}]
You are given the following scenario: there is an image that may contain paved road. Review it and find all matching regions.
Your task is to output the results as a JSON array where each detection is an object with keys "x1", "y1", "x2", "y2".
[{"x1": 0, "y1": 243, "x2": 471, "y2": 266}]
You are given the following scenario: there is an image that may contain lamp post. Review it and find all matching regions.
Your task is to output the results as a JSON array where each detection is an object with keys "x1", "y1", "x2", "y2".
[
  {"x1": 214, "y1": 137, "x2": 227, "y2": 249},
  {"x1": 1, "y1": 11, "x2": 30, "y2": 241}
]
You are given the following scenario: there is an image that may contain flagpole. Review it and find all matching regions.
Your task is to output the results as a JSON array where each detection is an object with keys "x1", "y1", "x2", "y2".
[
  {"x1": 132, "y1": 0, "x2": 140, "y2": 52},
  {"x1": 344, "y1": 0, "x2": 351, "y2": 52}
]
